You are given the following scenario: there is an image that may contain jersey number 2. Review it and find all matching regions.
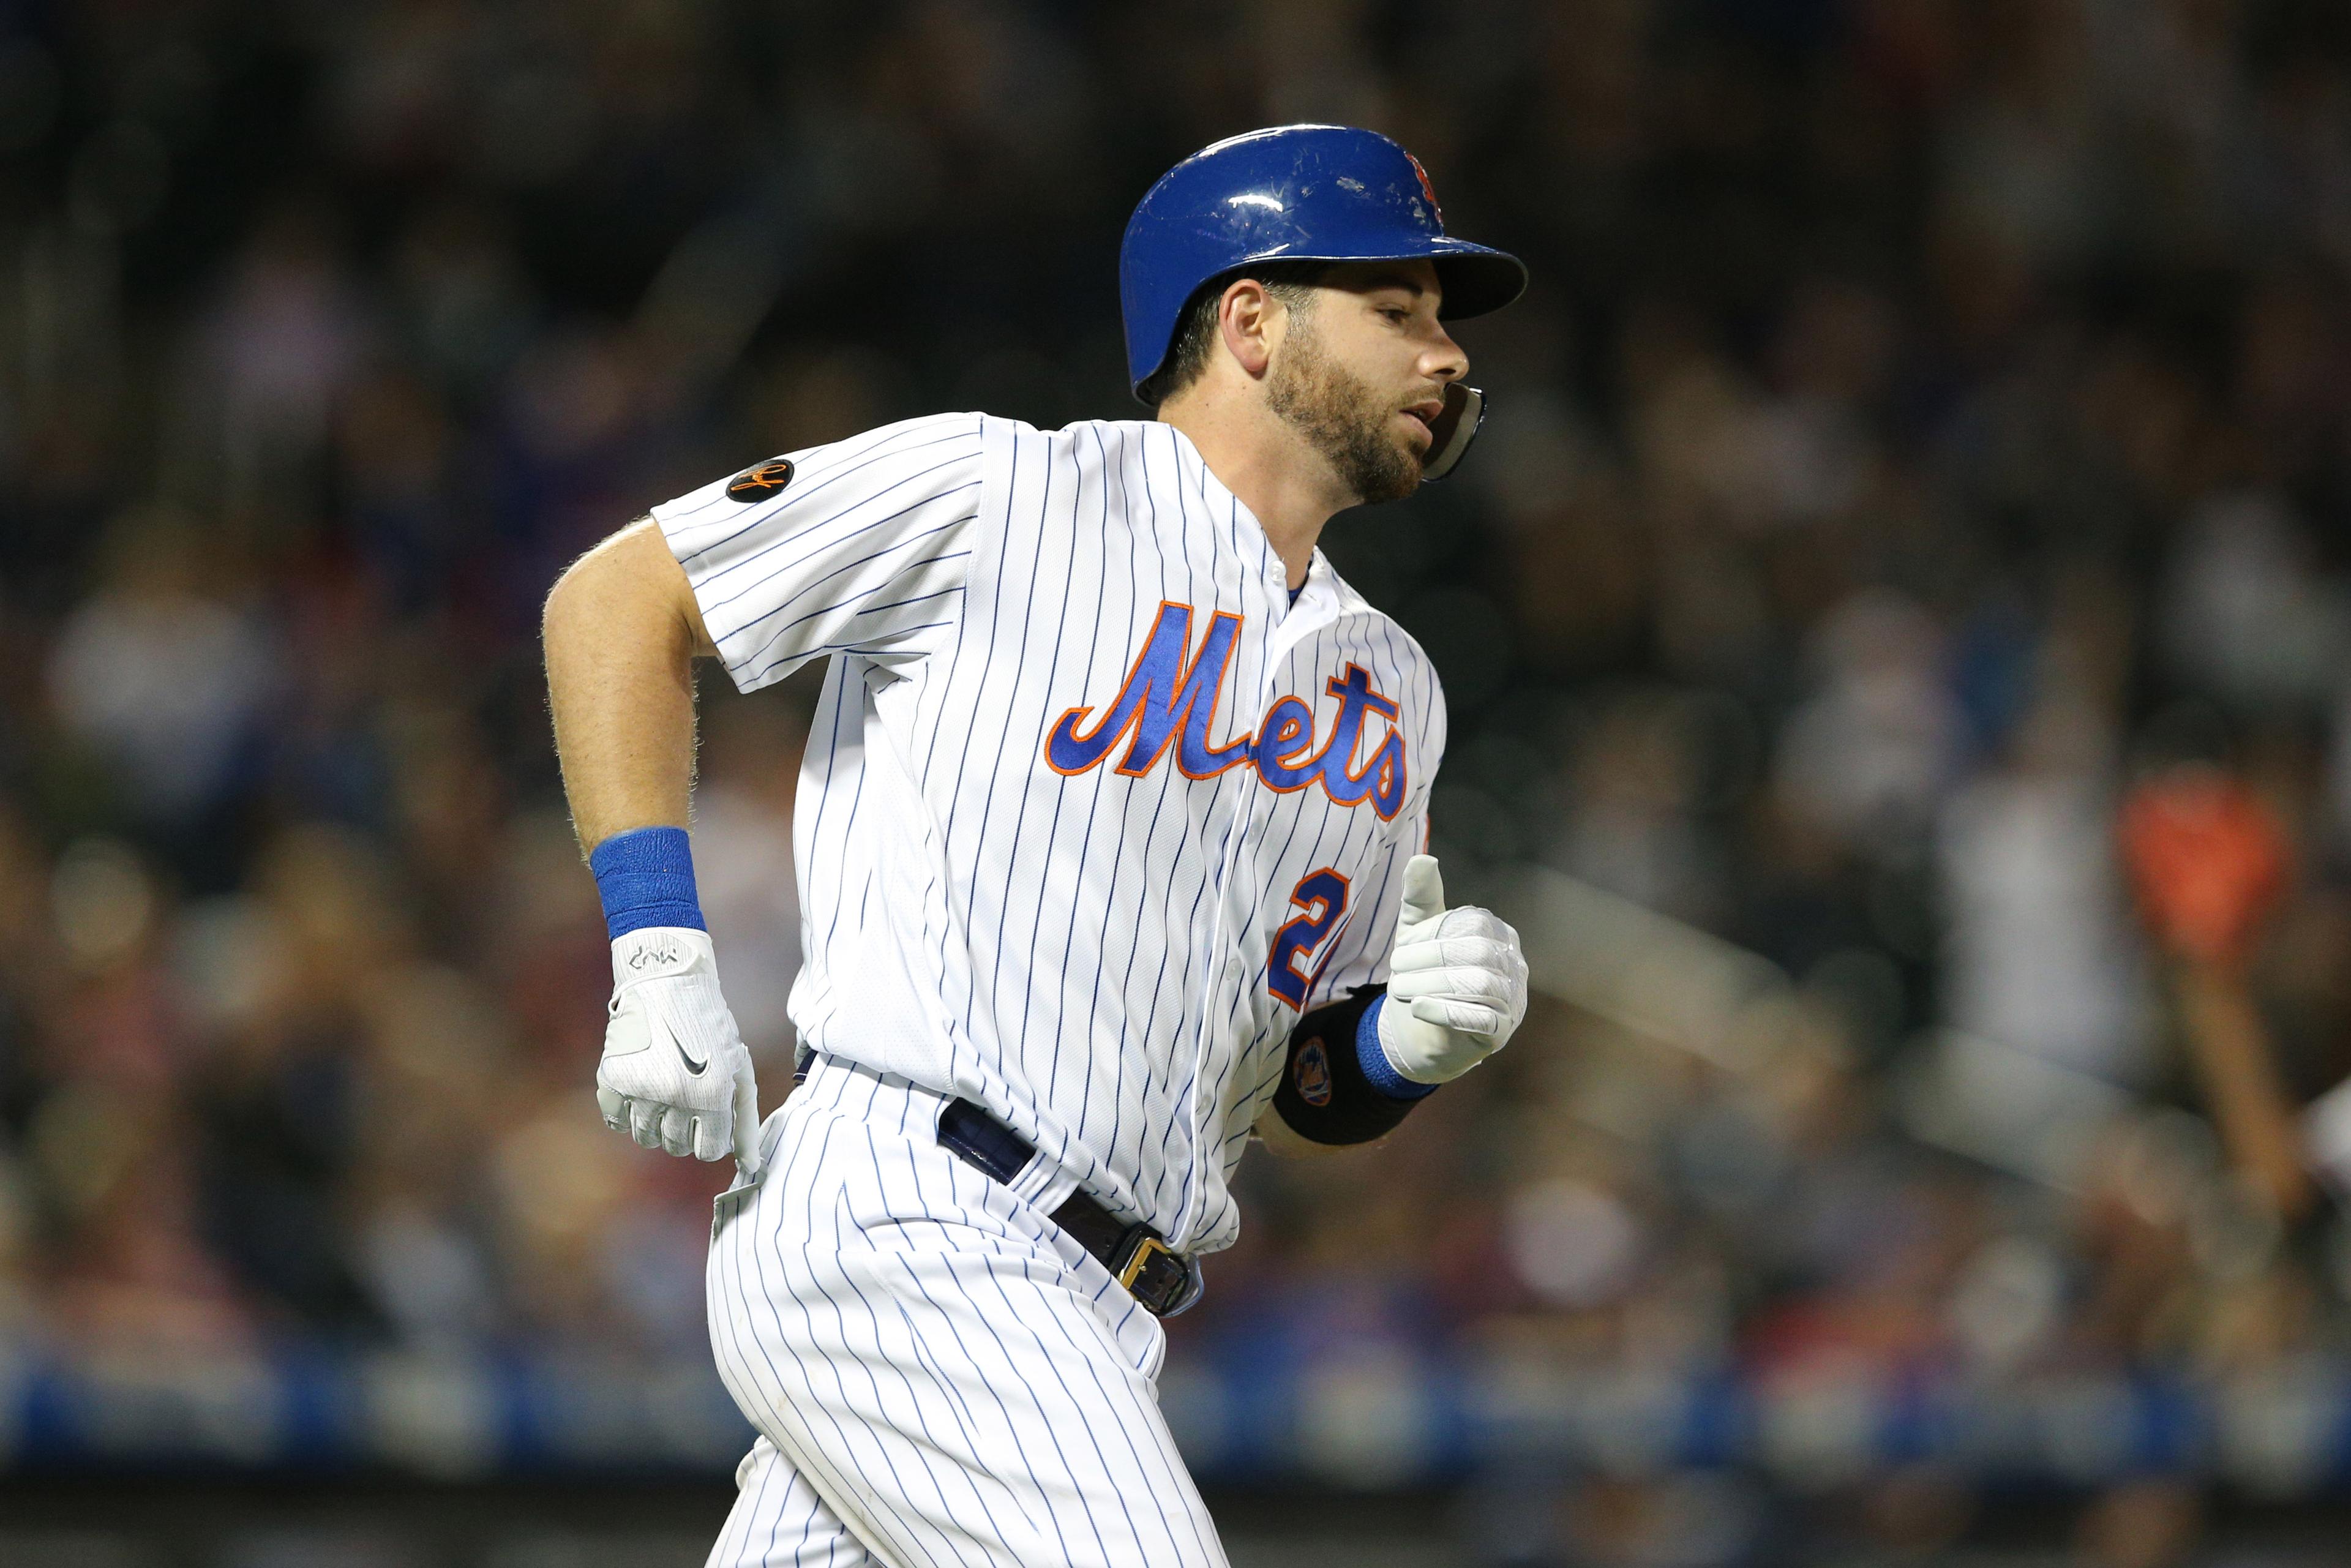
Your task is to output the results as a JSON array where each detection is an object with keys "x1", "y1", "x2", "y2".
[{"x1": 1270, "y1": 868, "x2": 1350, "y2": 1010}]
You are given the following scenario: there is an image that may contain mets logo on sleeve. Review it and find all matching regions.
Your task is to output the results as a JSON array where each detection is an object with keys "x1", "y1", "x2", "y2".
[
  {"x1": 1294, "y1": 1038, "x2": 1333, "y2": 1106},
  {"x1": 726, "y1": 459, "x2": 795, "y2": 501}
]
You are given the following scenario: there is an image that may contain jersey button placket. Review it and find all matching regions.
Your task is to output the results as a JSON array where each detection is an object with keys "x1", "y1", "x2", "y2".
[
  {"x1": 1179, "y1": 569, "x2": 1277, "y2": 1248},
  {"x1": 1221, "y1": 579, "x2": 1308, "y2": 1233}
]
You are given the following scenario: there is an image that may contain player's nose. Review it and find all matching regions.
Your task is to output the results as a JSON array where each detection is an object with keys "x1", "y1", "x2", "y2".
[{"x1": 1423, "y1": 323, "x2": 1468, "y2": 384}]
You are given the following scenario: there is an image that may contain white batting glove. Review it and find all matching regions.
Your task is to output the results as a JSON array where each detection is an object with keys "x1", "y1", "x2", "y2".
[
  {"x1": 596, "y1": 927, "x2": 762, "y2": 1172},
  {"x1": 1376, "y1": 855, "x2": 1529, "y2": 1086}
]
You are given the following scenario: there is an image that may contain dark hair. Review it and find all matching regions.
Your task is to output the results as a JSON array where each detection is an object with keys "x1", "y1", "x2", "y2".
[{"x1": 1137, "y1": 261, "x2": 1330, "y2": 408}]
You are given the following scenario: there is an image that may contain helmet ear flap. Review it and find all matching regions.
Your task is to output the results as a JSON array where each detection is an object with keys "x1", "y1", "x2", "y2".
[{"x1": 1418, "y1": 383, "x2": 1485, "y2": 482}]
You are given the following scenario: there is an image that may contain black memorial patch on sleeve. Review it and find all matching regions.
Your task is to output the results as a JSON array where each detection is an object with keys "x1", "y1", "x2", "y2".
[
  {"x1": 726, "y1": 458, "x2": 795, "y2": 501},
  {"x1": 1272, "y1": 986, "x2": 1427, "y2": 1146}
]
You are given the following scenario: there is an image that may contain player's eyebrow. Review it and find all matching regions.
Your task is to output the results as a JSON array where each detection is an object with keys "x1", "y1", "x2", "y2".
[{"x1": 1354, "y1": 270, "x2": 1425, "y2": 296}]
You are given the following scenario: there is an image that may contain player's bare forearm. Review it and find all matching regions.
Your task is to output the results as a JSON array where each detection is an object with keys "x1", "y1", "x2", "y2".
[{"x1": 544, "y1": 519, "x2": 718, "y2": 854}]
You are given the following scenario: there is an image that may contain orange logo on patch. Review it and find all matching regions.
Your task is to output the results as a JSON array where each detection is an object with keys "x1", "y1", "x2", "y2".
[
  {"x1": 726, "y1": 459, "x2": 795, "y2": 502},
  {"x1": 1294, "y1": 1038, "x2": 1333, "y2": 1106}
]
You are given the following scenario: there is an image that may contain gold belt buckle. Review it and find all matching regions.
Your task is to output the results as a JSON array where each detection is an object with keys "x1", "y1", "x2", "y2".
[{"x1": 1118, "y1": 1234, "x2": 1177, "y2": 1291}]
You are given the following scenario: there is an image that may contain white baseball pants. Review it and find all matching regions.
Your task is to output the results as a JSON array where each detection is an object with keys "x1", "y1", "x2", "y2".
[{"x1": 703, "y1": 1055, "x2": 1229, "y2": 1568}]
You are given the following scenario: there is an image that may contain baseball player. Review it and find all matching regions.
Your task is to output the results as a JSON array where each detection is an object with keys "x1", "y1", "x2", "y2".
[{"x1": 542, "y1": 125, "x2": 1532, "y2": 1567}]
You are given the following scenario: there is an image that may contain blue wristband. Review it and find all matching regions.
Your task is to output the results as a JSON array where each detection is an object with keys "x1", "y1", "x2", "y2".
[
  {"x1": 589, "y1": 826, "x2": 707, "y2": 939},
  {"x1": 1355, "y1": 994, "x2": 1438, "y2": 1100}
]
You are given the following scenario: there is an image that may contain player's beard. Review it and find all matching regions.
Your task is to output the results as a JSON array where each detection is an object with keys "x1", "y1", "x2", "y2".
[{"x1": 1265, "y1": 317, "x2": 1421, "y2": 505}]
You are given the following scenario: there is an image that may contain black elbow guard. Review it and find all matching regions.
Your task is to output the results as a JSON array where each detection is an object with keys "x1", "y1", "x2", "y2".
[{"x1": 1272, "y1": 987, "x2": 1435, "y2": 1146}]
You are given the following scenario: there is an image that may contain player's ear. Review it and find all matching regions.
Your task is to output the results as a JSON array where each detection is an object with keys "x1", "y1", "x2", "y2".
[{"x1": 1217, "y1": 279, "x2": 1278, "y2": 380}]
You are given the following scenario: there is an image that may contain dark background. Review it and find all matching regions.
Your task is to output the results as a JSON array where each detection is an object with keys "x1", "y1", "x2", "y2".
[{"x1": 8, "y1": 1, "x2": 2351, "y2": 1563}]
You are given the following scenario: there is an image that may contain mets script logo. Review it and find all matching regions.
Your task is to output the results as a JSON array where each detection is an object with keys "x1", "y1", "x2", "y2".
[
  {"x1": 1043, "y1": 601, "x2": 1408, "y2": 820},
  {"x1": 725, "y1": 459, "x2": 795, "y2": 501}
]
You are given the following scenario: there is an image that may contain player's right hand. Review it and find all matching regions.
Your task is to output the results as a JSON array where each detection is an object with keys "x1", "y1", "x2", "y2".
[{"x1": 596, "y1": 926, "x2": 761, "y2": 1171}]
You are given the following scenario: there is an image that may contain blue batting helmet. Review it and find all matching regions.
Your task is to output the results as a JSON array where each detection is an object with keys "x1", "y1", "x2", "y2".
[{"x1": 1119, "y1": 124, "x2": 1527, "y2": 402}]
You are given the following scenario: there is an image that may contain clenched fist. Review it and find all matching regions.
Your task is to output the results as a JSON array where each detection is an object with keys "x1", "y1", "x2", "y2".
[
  {"x1": 1376, "y1": 855, "x2": 1528, "y2": 1087},
  {"x1": 598, "y1": 926, "x2": 762, "y2": 1172}
]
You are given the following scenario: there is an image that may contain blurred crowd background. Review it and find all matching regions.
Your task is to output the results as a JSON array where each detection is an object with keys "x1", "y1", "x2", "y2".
[{"x1": 9, "y1": 0, "x2": 2351, "y2": 1563}]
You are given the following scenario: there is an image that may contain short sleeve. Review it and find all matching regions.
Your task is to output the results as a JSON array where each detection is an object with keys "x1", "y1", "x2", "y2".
[{"x1": 652, "y1": 413, "x2": 988, "y2": 692}]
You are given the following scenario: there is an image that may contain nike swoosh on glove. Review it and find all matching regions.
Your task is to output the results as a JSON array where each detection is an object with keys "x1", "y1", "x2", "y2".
[
  {"x1": 598, "y1": 926, "x2": 762, "y2": 1171},
  {"x1": 1376, "y1": 855, "x2": 1529, "y2": 1086}
]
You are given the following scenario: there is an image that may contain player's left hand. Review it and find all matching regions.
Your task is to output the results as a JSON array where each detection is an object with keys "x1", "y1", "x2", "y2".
[
  {"x1": 1377, "y1": 854, "x2": 1528, "y2": 1086},
  {"x1": 596, "y1": 926, "x2": 762, "y2": 1171}
]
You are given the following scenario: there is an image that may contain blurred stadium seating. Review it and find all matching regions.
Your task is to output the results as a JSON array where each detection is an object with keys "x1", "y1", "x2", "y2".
[{"x1": 9, "y1": 1, "x2": 2351, "y2": 1562}]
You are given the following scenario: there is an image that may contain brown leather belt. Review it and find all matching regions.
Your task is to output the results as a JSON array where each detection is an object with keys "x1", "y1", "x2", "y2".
[{"x1": 935, "y1": 1098, "x2": 1201, "y2": 1316}]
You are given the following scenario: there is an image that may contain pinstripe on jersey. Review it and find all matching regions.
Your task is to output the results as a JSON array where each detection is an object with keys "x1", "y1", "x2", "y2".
[{"x1": 654, "y1": 411, "x2": 1445, "y2": 1256}]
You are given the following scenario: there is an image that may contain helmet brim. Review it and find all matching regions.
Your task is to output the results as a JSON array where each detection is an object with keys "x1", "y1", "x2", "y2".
[
  {"x1": 1127, "y1": 242, "x2": 1529, "y2": 401},
  {"x1": 1433, "y1": 246, "x2": 1529, "y2": 321},
  {"x1": 1219, "y1": 240, "x2": 1526, "y2": 321}
]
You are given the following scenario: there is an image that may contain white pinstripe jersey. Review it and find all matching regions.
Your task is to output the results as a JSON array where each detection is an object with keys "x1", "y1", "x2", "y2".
[{"x1": 653, "y1": 412, "x2": 1445, "y2": 1254}]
